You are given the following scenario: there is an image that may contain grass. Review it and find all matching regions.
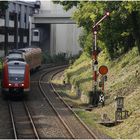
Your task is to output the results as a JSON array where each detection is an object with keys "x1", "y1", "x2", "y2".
[{"x1": 52, "y1": 47, "x2": 140, "y2": 139}]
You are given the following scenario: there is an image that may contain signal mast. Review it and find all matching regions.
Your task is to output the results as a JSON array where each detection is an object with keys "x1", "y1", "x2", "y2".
[{"x1": 91, "y1": 12, "x2": 110, "y2": 107}]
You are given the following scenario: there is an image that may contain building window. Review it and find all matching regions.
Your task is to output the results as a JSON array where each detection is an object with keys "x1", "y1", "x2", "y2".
[{"x1": 34, "y1": 31, "x2": 38, "y2": 36}]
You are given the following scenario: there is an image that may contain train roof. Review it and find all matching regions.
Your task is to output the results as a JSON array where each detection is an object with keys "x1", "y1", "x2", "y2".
[
  {"x1": 7, "y1": 58, "x2": 25, "y2": 62},
  {"x1": 8, "y1": 48, "x2": 42, "y2": 55},
  {"x1": 8, "y1": 50, "x2": 23, "y2": 55},
  {"x1": 19, "y1": 47, "x2": 41, "y2": 53},
  {"x1": 6, "y1": 50, "x2": 25, "y2": 62}
]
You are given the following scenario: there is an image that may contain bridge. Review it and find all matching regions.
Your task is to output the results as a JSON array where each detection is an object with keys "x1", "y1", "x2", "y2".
[
  {"x1": 32, "y1": 1, "x2": 81, "y2": 56},
  {"x1": 33, "y1": 10, "x2": 76, "y2": 24},
  {"x1": 0, "y1": 1, "x2": 81, "y2": 57}
]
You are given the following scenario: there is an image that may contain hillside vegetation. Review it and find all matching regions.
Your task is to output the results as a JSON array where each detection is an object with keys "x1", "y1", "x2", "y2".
[
  {"x1": 55, "y1": 1, "x2": 140, "y2": 59},
  {"x1": 52, "y1": 1, "x2": 140, "y2": 138},
  {"x1": 63, "y1": 47, "x2": 140, "y2": 138}
]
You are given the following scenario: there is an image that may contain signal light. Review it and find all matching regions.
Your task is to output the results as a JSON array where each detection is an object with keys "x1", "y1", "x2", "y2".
[
  {"x1": 106, "y1": 12, "x2": 110, "y2": 16},
  {"x1": 99, "y1": 65, "x2": 108, "y2": 75},
  {"x1": 9, "y1": 83, "x2": 12, "y2": 86},
  {"x1": 21, "y1": 84, "x2": 24, "y2": 86},
  {"x1": 94, "y1": 31, "x2": 97, "y2": 35}
]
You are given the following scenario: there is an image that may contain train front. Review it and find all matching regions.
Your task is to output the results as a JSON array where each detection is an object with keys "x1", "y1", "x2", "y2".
[{"x1": 1, "y1": 60, "x2": 30, "y2": 96}]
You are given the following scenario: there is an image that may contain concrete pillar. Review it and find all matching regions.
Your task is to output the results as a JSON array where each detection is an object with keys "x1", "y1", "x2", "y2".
[
  {"x1": 26, "y1": 7, "x2": 30, "y2": 29},
  {"x1": 28, "y1": 16, "x2": 32, "y2": 46},
  {"x1": 5, "y1": 9, "x2": 9, "y2": 27},
  {"x1": 26, "y1": 7, "x2": 30, "y2": 46},
  {"x1": 20, "y1": 5, "x2": 25, "y2": 28},
  {"x1": 4, "y1": 9, "x2": 9, "y2": 56},
  {"x1": 14, "y1": 13, "x2": 18, "y2": 49},
  {"x1": 20, "y1": 5, "x2": 25, "y2": 48},
  {"x1": 50, "y1": 24, "x2": 56, "y2": 56}
]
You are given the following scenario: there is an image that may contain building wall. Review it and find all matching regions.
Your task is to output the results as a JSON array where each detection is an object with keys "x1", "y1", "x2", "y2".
[
  {"x1": 40, "y1": 0, "x2": 74, "y2": 16},
  {"x1": 0, "y1": 1, "x2": 35, "y2": 56},
  {"x1": 40, "y1": 0, "x2": 82, "y2": 56},
  {"x1": 55, "y1": 24, "x2": 81, "y2": 56}
]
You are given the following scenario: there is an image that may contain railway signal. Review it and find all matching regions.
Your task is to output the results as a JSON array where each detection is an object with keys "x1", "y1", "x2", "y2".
[
  {"x1": 92, "y1": 11, "x2": 110, "y2": 29},
  {"x1": 99, "y1": 94, "x2": 104, "y2": 103},
  {"x1": 91, "y1": 12, "x2": 110, "y2": 107},
  {"x1": 99, "y1": 65, "x2": 108, "y2": 75}
]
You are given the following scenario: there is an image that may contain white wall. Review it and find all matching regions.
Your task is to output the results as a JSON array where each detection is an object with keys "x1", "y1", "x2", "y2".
[
  {"x1": 0, "y1": 19, "x2": 4, "y2": 26},
  {"x1": 55, "y1": 24, "x2": 81, "y2": 56},
  {"x1": 40, "y1": 0, "x2": 51, "y2": 11},
  {"x1": 40, "y1": 0, "x2": 82, "y2": 56},
  {"x1": 40, "y1": 0, "x2": 74, "y2": 16},
  {"x1": 0, "y1": 35, "x2": 4, "y2": 42}
]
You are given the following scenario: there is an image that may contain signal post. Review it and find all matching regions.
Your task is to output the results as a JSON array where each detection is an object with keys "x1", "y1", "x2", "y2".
[{"x1": 91, "y1": 12, "x2": 109, "y2": 107}]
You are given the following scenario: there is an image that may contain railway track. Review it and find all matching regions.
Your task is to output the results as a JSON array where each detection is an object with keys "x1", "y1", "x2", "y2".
[
  {"x1": 0, "y1": 65, "x2": 108, "y2": 139},
  {"x1": 5, "y1": 65, "x2": 98, "y2": 139},
  {"x1": 8, "y1": 100, "x2": 40, "y2": 139},
  {"x1": 30, "y1": 65, "x2": 73, "y2": 139},
  {"x1": 38, "y1": 66, "x2": 98, "y2": 139}
]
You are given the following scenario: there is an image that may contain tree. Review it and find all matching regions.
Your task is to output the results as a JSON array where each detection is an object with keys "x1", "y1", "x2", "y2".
[
  {"x1": 53, "y1": 1, "x2": 80, "y2": 11},
  {"x1": 54, "y1": 1, "x2": 140, "y2": 59},
  {"x1": 0, "y1": 1, "x2": 8, "y2": 13}
]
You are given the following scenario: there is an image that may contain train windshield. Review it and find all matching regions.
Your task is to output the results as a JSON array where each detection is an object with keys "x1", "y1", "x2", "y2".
[
  {"x1": 8, "y1": 53, "x2": 23, "y2": 59},
  {"x1": 8, "y1": 66, "x2": 25, "y2": 83}
]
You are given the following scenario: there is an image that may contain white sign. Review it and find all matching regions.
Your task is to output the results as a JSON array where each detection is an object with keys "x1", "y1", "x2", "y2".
[{"x1": 99, "y1": 94, "x2": 104, "y2": 103}]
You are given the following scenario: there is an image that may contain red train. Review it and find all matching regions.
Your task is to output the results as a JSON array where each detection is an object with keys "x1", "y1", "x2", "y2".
[{"x1": 1, "y1": 47, "x2": 42, "y2": 97}]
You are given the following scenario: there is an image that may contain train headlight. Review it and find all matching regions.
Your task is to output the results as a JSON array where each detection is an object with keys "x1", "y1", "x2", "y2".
[
  {"x1": 9, "y1": 83, "x2": 12, "y2": 86},
  {"x1": 21, "y1": 84, "x2": 24, "y2": 86}
]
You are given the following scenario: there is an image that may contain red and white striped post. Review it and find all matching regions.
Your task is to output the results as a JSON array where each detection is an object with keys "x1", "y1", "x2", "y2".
[
  {"x1": 93, "y1": 30, "x2": 98, "y2": 85},
  {"x1": 92, "y1": 12, "x2": 110, "y2": 106}
]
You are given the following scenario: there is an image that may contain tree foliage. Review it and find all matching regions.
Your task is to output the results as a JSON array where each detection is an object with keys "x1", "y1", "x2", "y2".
[
  {"x1": 53, "y1": 1, "x2": 80, "y2": 11},
  {"x1": 55, "y1": 1, "x2": 140, "y2": 59},
  {"x1": 0, "y1": 1, "x2": 8, "y2": 12}
]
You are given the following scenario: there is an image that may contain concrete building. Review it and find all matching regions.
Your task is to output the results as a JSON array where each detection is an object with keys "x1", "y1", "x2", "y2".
[
  {"x1": 0, "y1": 1, "x2": 82, "y2": 57},
  {"x1": 0, "y1": 1, "x2": 37, "y2": 56}
]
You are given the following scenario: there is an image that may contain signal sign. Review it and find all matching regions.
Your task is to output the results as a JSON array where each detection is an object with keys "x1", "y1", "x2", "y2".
[
  {"x1": 99, "y1": 94, "x2": 105, "y2": 103},
  {"x1": 99, "y1": 65, "x2": 108, "y2": 75}
]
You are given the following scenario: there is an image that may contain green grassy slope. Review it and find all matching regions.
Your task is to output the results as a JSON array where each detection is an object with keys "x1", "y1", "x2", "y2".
[{"x1": 64, "y1": 47, "x2": 140, "y2": 138}]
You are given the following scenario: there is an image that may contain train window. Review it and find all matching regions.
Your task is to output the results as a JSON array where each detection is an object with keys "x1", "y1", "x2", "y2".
[
  {"x1": 34, "y1": 31, "x2": 39, "y2": 36},
  {"x1": 8, "y1": 53, "x2": 23, "y2": 59},
  {"x1": 8, "y1": 66, "x2": 25, "y2": 83},
  {"x1": 9, "y1": 68, "x2": 24, "y2": 75}
]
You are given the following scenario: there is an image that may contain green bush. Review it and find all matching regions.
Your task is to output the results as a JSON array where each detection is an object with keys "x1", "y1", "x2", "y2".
[
  {"x1": 42, "y1": 52, "x2": 53, "y2": 64},
  {"x1": 42, "y1": 52, "x2": 81, "y2": 65},
  {"x1": 52, "y1": 53, "x2": 67, "y2": 64},
  {"x1": 42, "y1": 52, "x2": 68, "y2": 64}
]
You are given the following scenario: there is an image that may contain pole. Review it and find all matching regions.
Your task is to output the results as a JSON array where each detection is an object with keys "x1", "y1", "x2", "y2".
[
  {"x1": 14, "y1": 12, "x2": 18, "y2": 49},
  {"x1": 4, "y1": 27, "x2": 8, "y2": 56},
  {"x1": 27, "y1": 23, "x2": 30, "y2": 46},
  {"x1": 93, "y1": 31, "x2": 98, "y2": 86},
  {"x1": 91, "y1": 12, "x2": 110, "y2": 106},
  {"x1": 92, "y1": 12, "x2": 110, "y2": 29},
  {"x1": 4, "y1": 9, "x2": 9, "y2": 56},
  {"x1": 92, "y1": 30, "x2": 98, "y2": 106}
]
